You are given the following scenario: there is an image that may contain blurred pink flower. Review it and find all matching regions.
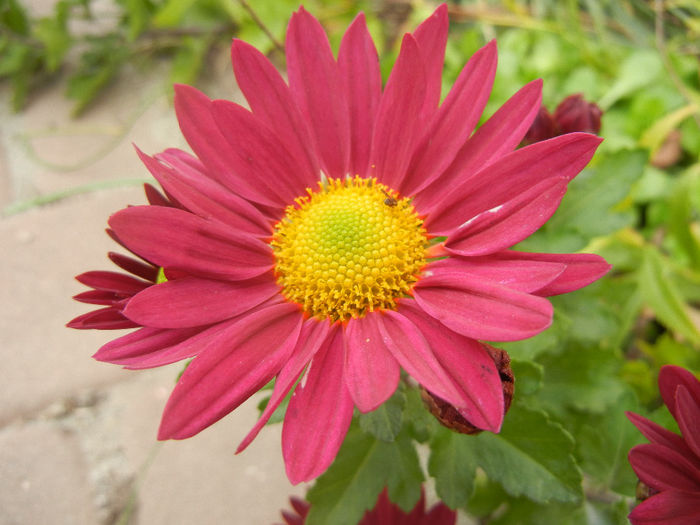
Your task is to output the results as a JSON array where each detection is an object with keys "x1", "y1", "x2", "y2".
[
  {"x1": 627, "y1": 365, "x2": 700, "y2": 524},
  {"x1": 277, "y1": 488, "x2": 456, "y2": 525},
  {"x1": 71, "y1": 4, "x2": 609, "y2": 483}
]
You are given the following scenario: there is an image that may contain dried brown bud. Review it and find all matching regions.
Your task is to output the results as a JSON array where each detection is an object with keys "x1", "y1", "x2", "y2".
[
  {"x1": 553, "y1": 93, "x2": 602, "y2": 135},
  {"x1": 522, "y1": 105, "x2": 557, "y2": 146},
  {"x1": 421, "y1": 344, "x2": 514, "y2": 434}
]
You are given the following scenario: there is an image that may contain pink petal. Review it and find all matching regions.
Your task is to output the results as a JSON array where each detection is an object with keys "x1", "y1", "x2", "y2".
[
  {"x1": 138, "y1": 148, "x2": 272, "y2": 237},
  {"x1": 375, "y1": 310, "x2": 465, "y2": 407},
  {"x1": 286, "y1": 8, "x2": 349, "y2": 178},
  {"x1": 93, "y1": 325, "x2": 205, "y2": 367},
  {"x1": 626, "y1": 411, "x2": 700, "y2": 471},
  {"x1": 675, "y1": 386, "x2": 700, "y2": 460},
  {"x1": 629, "y1": 490, "x2": 700, "y2": 525},
  {"x1": 414, "y1": 79, "x2": 542, "y2": 212},
  {"x1": 123, "y1": 275, "x2": 279, "y2": 328},
  {"x1": 73, "y1": 289, "x2": 121, "y2": 306},
  {"x1": 659, "y1": 365, "x2": 700, "y2": 421},
  {"x1": 75, "y1": 271, "x2": 150, "y2": 295},
  {"x1": 629, "y1": 443, "x2": 700, "y2": 492},
  {"x1": 210, "y1": 99, "x2": 313, "y2": 205},
  {"x1": 411, "y1": 3, "x2": 448, "y2": 119},
  {"x1": 231, "y1": 39, "x2": 320, "y2": 185},
  {"x1": 344, "y1": 315, "x2": 401, "y2": 413},
  {"x1": 403, "y1": 40, "x2": 497, "y2": 196},
  {"x1": 283, "y1": 327, "x2": 354, "y2": 484},
  {"x1": 338, "y1": 13, "x2": 381, "y2": 177},
  {"x1": 108, "y1": 252, "x2": 158, "y2": 282},
  {"x1": 413, "y1": 270, "x2": 553, "y2": 341},
  {"x1": 426, "y1": 255, "x2": 565, "y2": 294},
  {"x1": 425, "y1": 133, "x2": 602, "y2": 235},
  {"x1": 444, "y1": 177, "x2": 569, "y2": 251},
  {"x1": 108, "y1": 206, "x2": 273, "y2": 281},
  {"x1": 158, "y1": 303, "x2": 303, "y2": 439},
  {"x1": 173, "y1": 84, "x2": 283, "y2": 208},
  {"x1": 400, "y1": 301, "x2": 504, "y2": 432},
  {"x1": 237, "y1": 319, "x2": 332, "y2": 453},
  {"x1": 369, "y1": 34, "x2": 426, "y2": 191},
  {"x1": 494, "y1": 251, "x2": 611, "y2": 296},
  {"x1": 66, "y1": 307, "x2": 137, "y2": 330},
  {"x1": 144, "y1": 183, "x2": 172, "y2": 207}
]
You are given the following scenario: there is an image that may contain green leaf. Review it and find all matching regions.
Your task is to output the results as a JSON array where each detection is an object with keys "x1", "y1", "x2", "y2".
[
  {"x1": 256, "y1": 391, "x2": 291, "y2": 426},
  {"x1": 547, "y1": 149, "x2": 646, "y2": 239},
  {"x1": 472, "y1": 404, "x2": 583, "y2": 503},
  {"x1": 428, "y1": 427, "x2": 478, "y2": 508},
  {"x1": 575, "y1": 389, "x2": 644, "y2": 496},
  {"x1": 66, "y1": 39, "x2": 127, "y2": 115},
  {"x1": 534, "y1": 345, "x2": 626, "y2": 416},
  {"x1": 35, "y1": 1, "x2": 71, "y2": 72},
  {"x1": 122, "y1": 0, "x2": 153, "y2": 41},
  {"x1": 668, "y1": 171, "x2": 700, "y2": 268},
  {"x1": 1, "y1": 0, "x2": 30, "y2": 34},
  {"x1": 306, "y1": 423, "x2": 423, "y2": 525},
  {"x1": 599, "y1": 50, "x2": 663, "y2": 109},
  {"x1": 639, "y1": 246, "x2": 700, "y2": 344},
  {"x1": 401, "y1": 386, "x2": 437, "y2": 443},
  {"x1": 358, "y1": 389, "x2": 405, "y2": 442},
  {"x1": 170, "y1": 36, "x2": 209, "y2": 86},
  {"x1": 510, "y1": 359, "x2": 543, "y2": 396},
  {"x1": 153, "y1": 0, "x2": 198, "y2": 28}
]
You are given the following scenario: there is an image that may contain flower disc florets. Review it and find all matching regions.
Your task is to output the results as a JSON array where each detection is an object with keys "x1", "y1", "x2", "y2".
[{"x1": 271, "y1": 176, "x2": 428, "y2": 322}]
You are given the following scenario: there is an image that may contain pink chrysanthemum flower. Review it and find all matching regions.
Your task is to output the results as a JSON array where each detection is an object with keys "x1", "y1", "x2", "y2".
[
  {"x1": 71, "y1": 4, "x2": 610, "y2": 483},
  {"x1": 626, "y1": 365, "x2": 700, "y2": 524},
  {"x1": 278, "y1": 488, "x2": 456, "y2": 525}
]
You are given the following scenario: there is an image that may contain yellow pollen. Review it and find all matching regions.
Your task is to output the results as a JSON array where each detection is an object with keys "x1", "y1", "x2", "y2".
[{"x1": 271, "y1": 176, "x2": 428, "y2": 322}]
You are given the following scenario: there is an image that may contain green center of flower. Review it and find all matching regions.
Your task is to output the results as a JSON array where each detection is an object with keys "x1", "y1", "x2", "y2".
[{"x1": 271, "y1": 176, "x2": 428, "y2": 322}]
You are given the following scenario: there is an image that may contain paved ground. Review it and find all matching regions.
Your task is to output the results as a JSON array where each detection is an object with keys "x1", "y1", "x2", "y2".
[{"x1": 0, "y1": 45, "x2": 306, "y2": 524}]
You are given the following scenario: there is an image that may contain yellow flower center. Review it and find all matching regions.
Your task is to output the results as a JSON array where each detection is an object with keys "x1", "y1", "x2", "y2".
[{"x1": 271, "y1": 176, "x2": 428, "y2": 322}]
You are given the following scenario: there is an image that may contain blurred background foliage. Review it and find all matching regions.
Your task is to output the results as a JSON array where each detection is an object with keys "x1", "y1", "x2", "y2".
[{"x1": 3, "y1": 0, "x2": 700, "y2": 523}]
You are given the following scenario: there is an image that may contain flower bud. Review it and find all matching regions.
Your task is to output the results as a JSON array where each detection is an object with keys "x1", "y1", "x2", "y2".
[
  {"x1": 553, "y1": 93, "x2": 602, "y2": 135},
  {"x1": 522, "y1": 105, "x2": 557, "y2": 146},
  {"x1": 421, "y1": 344, "x2": 514, "y2": 435}
]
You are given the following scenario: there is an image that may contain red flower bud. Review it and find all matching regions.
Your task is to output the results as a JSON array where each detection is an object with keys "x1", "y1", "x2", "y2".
[
  {"x1": 522, "y1": 105, "x2": 557, "y2": 146},
  {"x1": 553, "y1": 93, "x2": 602, "y2": 135}
]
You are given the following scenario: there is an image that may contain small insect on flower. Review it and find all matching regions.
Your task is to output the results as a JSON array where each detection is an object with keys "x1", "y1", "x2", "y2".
[{"x1": 381, "y1": 188, "x2": 398, "y2": 207}]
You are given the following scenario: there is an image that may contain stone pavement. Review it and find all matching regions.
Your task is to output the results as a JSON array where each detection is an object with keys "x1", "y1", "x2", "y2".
[{"x1": 0, "y1": 48, "x2": 305, "y2": 524}]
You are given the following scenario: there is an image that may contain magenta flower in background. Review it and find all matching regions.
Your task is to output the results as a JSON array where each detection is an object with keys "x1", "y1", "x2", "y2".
[
  {"x1": 626, "y1": 365, "x2": 700, "y2": 524},
  {"x1": 70, "y1": 4, "x2": 610, "y2": 483},
  {"x1": 278, "y1": 488, "x2": 456, "y2": 525}
]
